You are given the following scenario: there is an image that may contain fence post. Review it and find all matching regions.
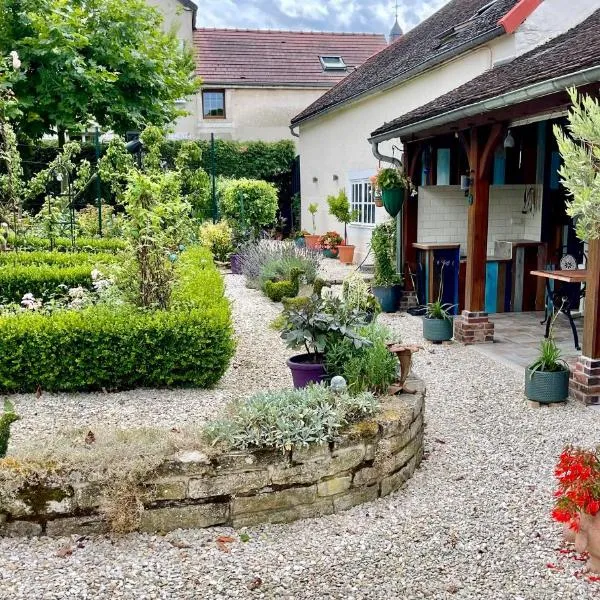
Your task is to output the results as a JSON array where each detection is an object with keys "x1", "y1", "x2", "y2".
[{"x1": 95, "y1": 127, "x2": 102, "y2": 237}]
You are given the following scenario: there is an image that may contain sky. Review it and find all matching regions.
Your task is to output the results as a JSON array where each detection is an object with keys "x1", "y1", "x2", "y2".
[{"x1": 196, "y1": 0, "x2": 448, "y2": 36}]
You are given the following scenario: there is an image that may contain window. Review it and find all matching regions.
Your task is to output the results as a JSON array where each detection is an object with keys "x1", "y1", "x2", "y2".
[
  {"x1": 350, "y1": 180, "x2": 375, "y2": 225},
  {"x1": 319, "y1": 56, "x2": 346, "y2": 71},
  {"x1": 202, "y1": 90, "x2": 225, "y2": 119}
]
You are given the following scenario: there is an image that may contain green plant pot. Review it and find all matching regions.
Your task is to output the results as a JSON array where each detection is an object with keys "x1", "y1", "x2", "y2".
[
  {"x1": 382, "y1": 187, "x2": 405, "y2": 218},
  {"x1": 322, "y1": 248, "x2": 339, "y2": 259},
  {"x1": 525, "y1": 367, "x2": 570, "y2": 403},
  {"x1": 423, "y1": 316, "x2": 453, "y2": 342},
  {"x1": 372, "y1": 285, "x2": 402, "y2": 313}
]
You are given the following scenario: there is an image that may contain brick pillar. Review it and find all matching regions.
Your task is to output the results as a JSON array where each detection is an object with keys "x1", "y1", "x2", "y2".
[
  {"x1": 453, "y1": 310, "x2": 494, "y2": 344},
  {"x1": 570, "y1": 357, "x2": 600, "y2": 405},
  {"x1": 398, "y1": 290, "x2": 418, "y2": 312}
]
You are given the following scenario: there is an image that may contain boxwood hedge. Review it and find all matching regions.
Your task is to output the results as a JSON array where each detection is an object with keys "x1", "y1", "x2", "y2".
[
  {"x1": 10, "y1": 236, "x2": 126, "y2": 253},
  {"x1": 0, "y1": 264, "x2": 94, "y2": 303},
  {"x1": 0, "y1": 251, "x2": 116, "y2": 267},
  {"x1": 0, "y1": 247, "x2": 235, "y2": 392}
]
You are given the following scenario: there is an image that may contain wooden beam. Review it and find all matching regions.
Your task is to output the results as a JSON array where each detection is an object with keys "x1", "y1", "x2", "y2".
[
  {"x1": 464, "y1": 126, "x2": 501, "y2": 312},
  {"x1": 583, "y1": 239, "x2": 600, "y2": 359}
]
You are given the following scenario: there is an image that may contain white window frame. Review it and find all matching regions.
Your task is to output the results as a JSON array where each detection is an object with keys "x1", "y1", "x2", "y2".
[
  {"x1": 319, "y1": 55, "x2": 347, "y2": 71},
  {"x1": 349, "y1": 175, "x2": 376, "y2": 227}
]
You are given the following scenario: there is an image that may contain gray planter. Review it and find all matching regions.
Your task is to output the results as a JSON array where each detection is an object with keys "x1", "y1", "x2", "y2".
[
  {"x1": 423, "y1": 316, "x2": 453, "y2": 342},
  {"x1": 525, "y1": 367, "x2": 570, "y2": 403}
]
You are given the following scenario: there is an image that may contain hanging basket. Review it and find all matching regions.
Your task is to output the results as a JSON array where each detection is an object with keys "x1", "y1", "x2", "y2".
[{"x1": 382, "y1": 187, "x2": 404, "y2": 218}]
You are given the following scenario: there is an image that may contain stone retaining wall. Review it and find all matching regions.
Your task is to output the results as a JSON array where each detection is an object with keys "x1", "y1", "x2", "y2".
[{"x1": 0, "y1": 378, "x2": 425, "y2": 537}]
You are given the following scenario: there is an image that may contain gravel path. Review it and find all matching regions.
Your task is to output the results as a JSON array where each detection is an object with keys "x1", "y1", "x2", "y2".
[{"x1": 2, "y1": 277, "x2": 600, "y2": 599}]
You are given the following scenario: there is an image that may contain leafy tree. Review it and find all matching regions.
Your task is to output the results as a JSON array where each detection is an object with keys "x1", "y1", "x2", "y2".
[
  {"x1": 0, "y1": 0, "x2": 200, "y2": 141},
  {"x1": 554, "y1": 88, "x2": 600, "y2": 241}
]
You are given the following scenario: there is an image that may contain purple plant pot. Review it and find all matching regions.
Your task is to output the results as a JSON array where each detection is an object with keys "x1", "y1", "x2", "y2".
[
  {"x1": 286, "y1": 354, "x2": 327, "y2": 389},
  {"x1": 230, "y1": 253, "x2": 242, "y2": 274}
]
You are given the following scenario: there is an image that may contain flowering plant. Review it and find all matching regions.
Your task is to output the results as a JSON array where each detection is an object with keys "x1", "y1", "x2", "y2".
[
  {"x1": 552, "y1": 447, "x2": 600, "y2": 531},
  {"x1": 319, "y1": 231, "x2": 343, "y2": 250}
]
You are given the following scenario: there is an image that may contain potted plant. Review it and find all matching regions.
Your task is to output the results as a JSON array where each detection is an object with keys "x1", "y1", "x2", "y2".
[
  {"x1": 327, "y1": 190, "x2": 358, "y2": 264},
  {"x1": 374, "y1": 168, "x2": 413, "y2": 218},
  {"x1": 342, "y1": 272, "x2": 381, "y2": 323},
  {"x1": 319, "y1": 231, "x2": 343, "y2": 259},
  {"x1": 370, "y1": 174, "x2": 384, "y2": 208},
  {"x1": 294, "y1": 230, "x2": 308, "y2": 248},
  {"x1": 278, "y1": 295, "x2": 371, "y2": 388},
  {"x1": 525, "y1": 332, "x2": 570, "y2": 403},
  {"x1": 552, "y1": 447, "x2": 600, "y2": 574},
  {"x1": 304, "y1": 203, "x2": 321, "y2": 250},
  {"x1": 423, "y1": 300, "x2": 454, "y2": 342},
  {"x1": 371, "y1": 221, "x2": 402, "y2": 313}
]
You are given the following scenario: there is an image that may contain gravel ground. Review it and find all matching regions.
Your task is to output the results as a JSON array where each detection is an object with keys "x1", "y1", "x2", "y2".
[{"x1": 2, "y1": 276, "x2": 600, "y2": 599}]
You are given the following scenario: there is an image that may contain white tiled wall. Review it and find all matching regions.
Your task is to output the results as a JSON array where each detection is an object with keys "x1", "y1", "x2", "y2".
[{"x1": 417, "y1": 185, "x2": 543, "y2": 256}]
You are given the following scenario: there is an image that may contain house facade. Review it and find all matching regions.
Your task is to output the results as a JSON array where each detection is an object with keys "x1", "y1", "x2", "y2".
[
  {"x1": 291, "y1": 0, "x2": 599, "y2": 266},
  {"x1": 192, "y1": 29, "x2": 387, "y2": 142}
]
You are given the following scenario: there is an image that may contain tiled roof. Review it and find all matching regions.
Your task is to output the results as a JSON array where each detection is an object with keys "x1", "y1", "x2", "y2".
[
  {"x1": 371, "y1": 9, "x2": 600, "y2": 138},
  {"x1": 193, "y1": 29, "x2": 388, "y2": 87},
  {"x1": 291, "y1": 0, "x2": 519, "y2": 125}
]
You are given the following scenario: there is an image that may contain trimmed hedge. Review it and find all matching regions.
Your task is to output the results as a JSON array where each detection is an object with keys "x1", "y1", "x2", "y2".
[
  {"x1": 0, "y1": 251, "x2": 117, "y2": 267},
  {"x1": 10, "y1": 236, "x2": 126, "y2": 254},
  {"x1": 0, "y1": 265, "x2": 93, "y2": 303},
  {"x1": 0, "y1": 247, "x2": 235, "y2": 392}
]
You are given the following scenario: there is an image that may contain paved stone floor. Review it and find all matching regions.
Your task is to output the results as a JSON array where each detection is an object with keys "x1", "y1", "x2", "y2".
[{"x1": 472, "y1": 311, "x2": 583, "y2": 372}]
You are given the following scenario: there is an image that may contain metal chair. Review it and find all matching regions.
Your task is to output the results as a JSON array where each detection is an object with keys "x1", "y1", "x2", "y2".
[{"x1": 540, "y1": 253, "x2": 586, "y2": 350}]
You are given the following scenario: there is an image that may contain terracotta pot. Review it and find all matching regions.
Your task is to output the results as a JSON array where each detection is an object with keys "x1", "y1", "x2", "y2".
[
  {"x1": 304, "y1": 234, "x2": 321, "y2": 250},
  {"x1": 375, "y1": 197, "x2": 383, "y2": 208},
  {"x1": 575, "y1": 512, "x2": 600, "y2": 574},
  {"x1": 562, "y1": 522, "x2": 577, "y2": 544},
  {"x1": 337, "y1": 244, "x2": 355, "y2": 264}
]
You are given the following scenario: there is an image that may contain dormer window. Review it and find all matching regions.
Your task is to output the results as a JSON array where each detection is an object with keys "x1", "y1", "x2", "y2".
[{"x1": 319, "y1": 56, "x2": 346, "y2": 71}]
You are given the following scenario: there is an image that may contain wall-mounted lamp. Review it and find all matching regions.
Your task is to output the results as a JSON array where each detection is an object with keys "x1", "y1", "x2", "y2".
[
  {"x1": 460, "y1": 174, "x2": 472, "y2": 192},
  {"x1": 504, "y1": 129, "x2": 515, "y2": 149},
  {"x1": 332, "y1": 174, "x2": 339, "y2": 182},
  {"x1": 312, "y1": 176, "x2": 318, "y2": 183}
]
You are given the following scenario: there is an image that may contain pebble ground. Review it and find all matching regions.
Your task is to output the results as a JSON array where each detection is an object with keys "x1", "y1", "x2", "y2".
[{"x1": 1, "y1": 271, "x2": 599, "y2": 599}]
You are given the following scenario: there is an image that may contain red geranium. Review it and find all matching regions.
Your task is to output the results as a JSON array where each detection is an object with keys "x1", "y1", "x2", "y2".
[{"x1": 552, "y1": 447, "x2": 600, "y2": 530}]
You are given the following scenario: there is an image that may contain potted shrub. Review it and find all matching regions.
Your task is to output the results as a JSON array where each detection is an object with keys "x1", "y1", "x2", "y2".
[
  {"x1": 327, "y1": 190, "x2": 358, "y2": 264},
  {"x1": 423, "y1": 300, "x2": 454, "y2": 342},
  {"x1": 319, "y1": 231, "x2": 343, "y2": 259},
  {"x1": 552, "y1": 447, "x2": 600, "y2": 574},
  {"x1": 342, "y1": 271, "x2": 381, "y2": 323},
  {"x1": 278, "y1": 295, "x2": 371, "y2": 388},
  {"x1": 294, "y1": 230, "x2": 308, "y2": 248},
  {"x1": 525, "y1": 334, "x2": 570, "y2": 403},
  {"x1": 304, "y1": 203, "x2": 321, "y2": 250},
  {"x1": 371, "y1": 221, "x2": 402, "y2": 313},
  {"x1": 374, "y1": 168, "x2": 412, "y2": 218}
]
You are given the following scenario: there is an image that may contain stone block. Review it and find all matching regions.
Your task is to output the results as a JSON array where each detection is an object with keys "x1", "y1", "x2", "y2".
[
  {"x1": 74, "y1": 483, "x2": 102, "y2": 510},
  {"x1": 139, "y1": 503, "x2": 229, "y2": 533},
  {"x1": 330, "y1": 444, "x2": 366, "y2": 472},
  {"x1": 157, "y1": 451, "x2": 213, "y2": 477},
  {"x1": 46, "y1": 516, "x2": 107, "y2": 537},
  {"x1": 232, "y1": 485, "x2": 317, "y2": 516},
  {"x1": 232, "y1": 498, "x2": 333, "y2": 528},
  {"x1": 269, "y1": 460, "x2": 331, "y2": 486},
  {"x1": 380, "y1": 461, "x2": 414, "y2": 497},
  {"x1": 333, "y1": 485, "x2": 380, "y2": 513},
  {"x1": 317, "y1": 475, "x2": 352, "y2": 497},
  {"x1": 292, "y1": 444, "x2": 331, "y2": 464},
  {"x1": 143, "y1": 479, "x2": 188, "y2": 502},
  {"x1": 215, "y1": 449, "x2": 282, "y2": 474},
  {"x1": 0, "y1": 520, "x2": 42, "y2": 537},
  {"x1": 189, "y1": 470, "x2": 269, "y2": 499},
  {"x1": 376, "y1": 404, "x2": 413, "y2": 439}
]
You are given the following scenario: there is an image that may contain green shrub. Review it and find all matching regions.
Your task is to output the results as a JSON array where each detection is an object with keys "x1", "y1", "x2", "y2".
[
  {"x1": 204, "y1": 384, "x2": 378, "y2": 451},
  {"x1": 219, "y1": 178, "x2": 278, "y2": 236},
  {"x1": 10, "y1": 235, "x2": 126, "y2": 253},
  {"x1": 326, "y1": 323, "x2": 398, "y2": 394},
  {"x1": 0, "y1": 247, "x2": 235, "y2": 392},
  {"x1": 198, "y1": 221, "x2": 233, "y2": 262},
  {"x1": 0, "y1": 251, "x2": 117, "y2": 267},
  {"x1": 0, "y1": 264, "x2": 93, "y2": 303}
]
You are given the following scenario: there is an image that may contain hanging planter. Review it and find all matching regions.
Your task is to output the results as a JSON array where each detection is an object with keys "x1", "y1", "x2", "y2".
[{"x1": 382, "y1": 187, "x2": 404, "y2": 218}]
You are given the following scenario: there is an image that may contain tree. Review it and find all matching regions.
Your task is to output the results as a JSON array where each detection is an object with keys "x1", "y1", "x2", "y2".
[
  {"x1": 0, "y1": 0, "x2": 200, "y2": 141},
  {"x1": 554, "y1": 88, "x2": 600, "y2": 241}
]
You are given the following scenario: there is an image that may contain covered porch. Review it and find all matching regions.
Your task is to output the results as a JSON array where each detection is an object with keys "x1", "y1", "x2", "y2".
[{"x1": 369, "y1": 14, "x2": 600, "y2": 404}]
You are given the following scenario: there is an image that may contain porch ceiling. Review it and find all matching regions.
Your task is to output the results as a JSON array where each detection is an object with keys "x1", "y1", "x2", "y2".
[{"x1": 370, "y1": 9, "x2": 600, "y2": 143}]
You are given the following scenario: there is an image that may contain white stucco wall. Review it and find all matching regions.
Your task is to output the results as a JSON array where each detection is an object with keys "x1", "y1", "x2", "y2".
[
  {"x1": 417, "y1": 185, "x2": 543, "y2": 256},
  {"x1": 147, "y1": 0, "x2": 198, "y2": 139},
  {"x1": 514, "y1": 0, "x2": 599, "y2": 56},
  {"x1": 297, "y1": 41, "x2": 505, "y2": 264},
  {"x1": 197, "y1": 87, "x2": 327, "y2": 143}
]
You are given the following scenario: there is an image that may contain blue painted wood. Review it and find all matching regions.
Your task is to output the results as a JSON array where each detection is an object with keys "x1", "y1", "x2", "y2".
[
  {"x1": 485, "y1": 262, "x2": 499, "y2": 314},
  {"x1": 433, "y1": 247, "x2": 460, "y2": 315},
  {"x1": 492, "y1": 148, "x2": 506, "y2": 185},
  {"x1": 436, "y1": 148, "x2": 450, "y2": 185}
]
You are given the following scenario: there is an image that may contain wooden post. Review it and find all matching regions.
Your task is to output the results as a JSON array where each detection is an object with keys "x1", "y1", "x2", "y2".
[{"x1": 583, "y1": 239, "x2": 600, "y2": 359}]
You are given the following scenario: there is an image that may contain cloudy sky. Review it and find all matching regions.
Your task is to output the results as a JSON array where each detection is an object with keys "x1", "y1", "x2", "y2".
[{"x1": 197, "y1": 0, "x2": 448, "y2": 36}]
